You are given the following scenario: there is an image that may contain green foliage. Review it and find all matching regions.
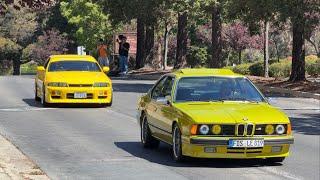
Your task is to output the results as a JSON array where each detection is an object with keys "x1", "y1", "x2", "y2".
[
  {"x1": 60, "y1": 0, "x2": 113, "y2": 51},
  {"x1": 248, "y1": 62, "x2": 264, "y2": 76},
  {"x1": 0, "y1": 6, "x2": 38, "y2": 47},
  {"x1": 0, "y1": 37, "x2": 22, "y2": 60},
  {"x1": 269, "y1": 60, "x2": 292, "y2": 78},
  {"x1": 20, "y1": 61, "x2": 37, "y2": 75},
  {"x1": 305, "y1": 56, "x2": 320, "y2": 76},
  {"x1": 232, "y1": 63, "x2": 251, "y2": 75},
  {"x1": 187, "y1": 46, "x2": 208, "y2": 67}
]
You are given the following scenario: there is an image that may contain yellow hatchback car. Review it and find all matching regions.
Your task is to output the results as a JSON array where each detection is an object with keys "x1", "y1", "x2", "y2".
[
  {"x1": 35, "y1": 55, "x2": 112, "y2": 106},
  {"x1": 137, "y1": 69, "x2": 294, "y2": 163}
]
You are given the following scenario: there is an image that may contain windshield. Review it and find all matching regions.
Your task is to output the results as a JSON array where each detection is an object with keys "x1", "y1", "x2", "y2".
[
  {"x1": 175, "y1": 77, "x2": 265, "y2": 102},
  {"x1": 48, "y1": 61, "x2": 101, "y2": 72}
]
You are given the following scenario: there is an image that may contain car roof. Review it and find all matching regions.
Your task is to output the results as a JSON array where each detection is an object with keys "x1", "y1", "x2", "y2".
[
  {"x1": 170, "y1": 68, "x2": 244, "y2": 78},
  {"x1": 49, "y1": 55, "x2": 97, "y2": 62}
]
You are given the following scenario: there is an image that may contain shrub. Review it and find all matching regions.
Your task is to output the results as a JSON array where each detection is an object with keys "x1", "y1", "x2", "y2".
[
  {"x1": 249, "y1": 61, "x2": 264, "y2": 76},
  {"x1": 269, "y1": 61, "x2": 291, "y2": 78},
  {"x1": 306, "y1": 58, "x2": 320, "y2": 76},
  {"x1": 232, "y1": 63, "x2": 251, "y2": 75}
]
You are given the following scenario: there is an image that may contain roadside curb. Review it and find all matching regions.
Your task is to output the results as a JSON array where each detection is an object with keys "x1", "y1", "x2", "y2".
[
  {"x1": 127, "y1": 74, "x2": 320, "y2": 100},
  {"x1": 0, "y1": 134, "x2": 49, "y2": 180},
  {"x1": 257, "y1": 84, "x2": 320, "y2": 100}
]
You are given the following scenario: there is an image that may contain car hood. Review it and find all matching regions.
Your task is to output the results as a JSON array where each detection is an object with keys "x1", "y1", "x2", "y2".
[
  {"x1": 174, "y1": 102, "x2": 289, "y2": 124},
  {"x1": 45, "y1": 71, "x2": 110, "y2": 84}
]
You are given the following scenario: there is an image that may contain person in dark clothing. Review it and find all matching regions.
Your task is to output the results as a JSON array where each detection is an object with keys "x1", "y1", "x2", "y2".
[{"x1": 118, "y1": 36, "x2": 130, "y2": 75}]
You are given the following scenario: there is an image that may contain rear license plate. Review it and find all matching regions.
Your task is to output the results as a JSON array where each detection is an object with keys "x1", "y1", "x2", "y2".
[
  {"x1": 74, "y1": 92, "x2": 87, "y2": 99},
  {"x1": 228, "y1": 139, "x2": 264, "y2": 148}
]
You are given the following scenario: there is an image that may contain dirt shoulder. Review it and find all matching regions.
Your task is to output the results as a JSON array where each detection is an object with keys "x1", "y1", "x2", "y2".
[
  {"x1": 0, "y1": 135, "x2": 49, "y2": 180},
  {"x1": 127, "y1": 70, "x2": 320, "y2": 98},
  {"x1": 247, "y1": 76, "x2": 320, "y2": 94}
]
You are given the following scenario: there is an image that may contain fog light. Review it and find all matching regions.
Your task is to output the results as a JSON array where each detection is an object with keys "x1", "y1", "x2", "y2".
[
  {"x1": 204, "y1": 147, "x2": 216, "y2": 153},
  {"x1": 272, "y1": 146, "x2": 282, "y2": 152},
  {"x1": 99, "y1": 91, "x2": 104, "y2": 96},
  {"x1": 52, "y1": 90, "x2": 61, "y2": 96}
]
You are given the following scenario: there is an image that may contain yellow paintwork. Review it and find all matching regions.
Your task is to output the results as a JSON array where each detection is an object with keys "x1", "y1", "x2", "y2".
[
  {"x1": 137, "y1": 68, "x2": 293, "y2": 159},
  {"x1": 35, "y1": 55, "x2": 112, "y2": 105}
]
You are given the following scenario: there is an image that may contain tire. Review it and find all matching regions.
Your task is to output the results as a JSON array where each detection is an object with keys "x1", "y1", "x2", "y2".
[
  {"x1": 140, "y1": 114, "x2": 160, "y2": 148},
  {"x1": 172, "y1": 124, "x2": 185, "y2": 162},
  {"x1": 35, "y1": 84, "x2": 41, "y2": 101},
  {"x1": 106, "y1": 96, "x2": 113, "y2": 107},
  {"x1": 265, "y1": 157, "x2": 285, "y2": 163},
  {"x1": 41, "y1": 84, "x2": 48, "y2": 107}
]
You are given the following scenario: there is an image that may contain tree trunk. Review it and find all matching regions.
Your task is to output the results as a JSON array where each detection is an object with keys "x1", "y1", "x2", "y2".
[
  {"x1": 163, "y1": 23, "x2": 169, "y2": 70},
  {"x1": 238, "y1": 50, "x2": 242, "y2": 64},
  {"x1": 145, "y1": 24, "x2": 155, "y2": 65},
  {"x1": 135, "y1": 17, "x2": 146, "y2": 69},
  {"x1": 175, "y1": 12, "x2": 188, "y2": 69},
  {"x1": 210, "y1": 3, "x2": 222, "y2": 68},
  {"x1": 290, "y1": 20, "x2": 306, "y2": 81},
  {"x1": 263, "y1": 20, "x2": 270, "y2": 78},
  {"x1": 12, "y1": 56, "x2": 20, "y2": 75}
]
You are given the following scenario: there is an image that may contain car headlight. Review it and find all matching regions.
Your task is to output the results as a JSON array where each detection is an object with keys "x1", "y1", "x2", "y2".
[
  {"x1": 265, "y1": 124, "x2": 274, "y2": 135},
  {"x1": 47, "y1": 82, "x2": 68, "y2": 87},
  {"x1": 199, "y1": 125, "x2": 210, "y2": 135},
  {"x1": 212, "y1": 125, "x2": 222, "y2": 135},
  {"x1": 93, "y1": 82, "x2": 109, "y2": 87},
  {"x1": 275, "y1": 124, "x2": 285, "y2": 135}
]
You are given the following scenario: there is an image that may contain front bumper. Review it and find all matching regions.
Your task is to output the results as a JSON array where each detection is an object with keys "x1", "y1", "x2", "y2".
[
  {"x1": 45, "y1": 86, "x2": 112, "y2": 104},
  {"x1": 182, "y1": 136, "x2": 294, "y2": 158}
]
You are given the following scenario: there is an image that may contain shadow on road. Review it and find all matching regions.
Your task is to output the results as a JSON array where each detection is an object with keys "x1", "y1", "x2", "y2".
[
  {"x1": 22, "y1": 98, "x2": 43, "y2": 108},
  {"x1": 22, "y1": 98, "x2": 106, "y2": 108},
  {"x1": 115, "y1": 142, "x2": 283, "y2": 168},
  {"x1": 112, "y1": 82, "x2": 153, "y2": 93},
  {"x1": 290, "y1": 113, "x2": 320, "y2": 135}
]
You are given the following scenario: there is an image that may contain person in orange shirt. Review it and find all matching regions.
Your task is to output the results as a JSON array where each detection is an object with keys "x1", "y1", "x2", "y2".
[{"x1": 97, "y1": 39, "x2": 109, "y2": 67}]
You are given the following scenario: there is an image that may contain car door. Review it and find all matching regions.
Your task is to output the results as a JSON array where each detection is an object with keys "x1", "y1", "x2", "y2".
[
  {"x1": 156, "y1": 76, "x2": 176, "y2": 143},
  {"x1": 146, "y1": 76, "x2": 168, "y2": 138}
]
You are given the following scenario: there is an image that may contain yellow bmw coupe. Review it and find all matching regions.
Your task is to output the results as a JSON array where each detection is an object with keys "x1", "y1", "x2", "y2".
[
  {"x1": 35, "y1": 55, "x2": 112, "y2": 107},
  {"x1": 137, "y1": 69, "x2": 293, "y2": 163}
]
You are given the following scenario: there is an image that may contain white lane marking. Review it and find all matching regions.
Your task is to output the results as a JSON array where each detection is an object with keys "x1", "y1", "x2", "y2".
[
  {"x1": 106, "y1": 109, "x2": 137, "y2": 124},
  {"x1": 257, "y1": 167, "x2": 304, "y2": 180},
  {"x1": 0, "y1": 107, "x2": 54, "y2": 112}
]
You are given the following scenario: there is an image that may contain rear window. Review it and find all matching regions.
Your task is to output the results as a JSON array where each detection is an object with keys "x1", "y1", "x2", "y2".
[{"x1": 48, "y1": 61, "x2": 100, "y2": 72}]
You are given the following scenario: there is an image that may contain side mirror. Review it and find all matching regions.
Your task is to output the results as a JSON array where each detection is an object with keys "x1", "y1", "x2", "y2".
[
  {"x1": 37, "y1": 66, "x2": 45, "y2": 71},
  {"x1": 103, "y1": 66, "x2": 110, "y2": 73},
  {"x1": 156, "y1": 96, "x2": 171, "y2": 105}
]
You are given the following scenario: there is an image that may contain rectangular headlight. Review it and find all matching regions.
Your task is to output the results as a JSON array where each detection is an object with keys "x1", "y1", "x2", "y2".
[
  {"x1": 93, "y1": 82, "x2": 109, "y2": 87},
  {"x1": 47, "y1": 82, "x2": 68, "y2": 87}
]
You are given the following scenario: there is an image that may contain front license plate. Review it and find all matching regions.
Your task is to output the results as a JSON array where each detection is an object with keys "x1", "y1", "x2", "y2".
[
  {"x1": 228, "y1": 139, "x2": 264, "y2": 148},
  {"x1": 74, "y1": 92, "x2": 87, "y2": 99}
]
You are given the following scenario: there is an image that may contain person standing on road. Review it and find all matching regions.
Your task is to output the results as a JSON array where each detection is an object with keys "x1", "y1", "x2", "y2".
[
  {"x1": 118, "y1": 36, "x2": 130, "y2": 75},
  {"x1": 97, "y1": 39, "x2": 109, "y2": 67}
]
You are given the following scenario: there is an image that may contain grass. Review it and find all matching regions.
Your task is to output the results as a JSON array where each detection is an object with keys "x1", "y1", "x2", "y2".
[{"x1": 20, "y1": 62, "x2": 37, "y2": 75}]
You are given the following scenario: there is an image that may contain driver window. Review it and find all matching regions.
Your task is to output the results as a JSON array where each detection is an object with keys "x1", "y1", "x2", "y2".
[
  {"x1": 151, "y1": 77, "x2": 167, "y2": 99},
  {"x1": 161, "y1": 76, "x2": 174, "y2": 97}
]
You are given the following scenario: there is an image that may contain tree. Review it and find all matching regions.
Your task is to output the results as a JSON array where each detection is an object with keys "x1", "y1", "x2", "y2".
[
  {"x1": 223, "y1": 22, "x2": 262, "y2": 64},
  {"x1": 0, "y1": 0, "x2": 53, "y2": 15},
  {"x1": 22, "y1": 29, "x2": 70, "y2": 65},
  {"x1": 60, "y1": 0, "x2": 113, "y2": 52},
  {"x1": 306, "y1": 25, "x2": 320, "y2": 57},
  {"x1": 276, "y1": 0, "x2": 320, "y2": 81},
  {"x1": 0, "y1": 37, "x2": 22, "y2": 66},
  {"x1": 0, "y1": 6, "x2": 38, "y2": 75},
  {"x1": 227, "y1": 0, "x2": 277, "y2": 77}
]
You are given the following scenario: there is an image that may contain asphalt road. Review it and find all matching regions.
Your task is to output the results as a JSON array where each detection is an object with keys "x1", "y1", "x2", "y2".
[{"x1": 0, "y1": 76, "x2": 319, "y2": 180}]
